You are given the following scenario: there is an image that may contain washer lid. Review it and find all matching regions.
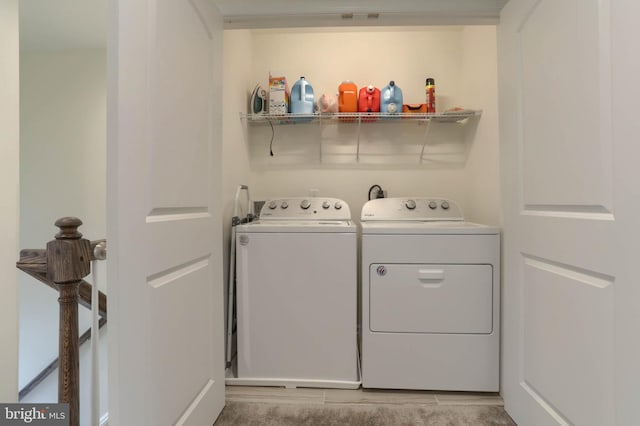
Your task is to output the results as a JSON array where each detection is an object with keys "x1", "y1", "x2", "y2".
[{"x1": 361, "y1": 221, "x2": 500, "y2": 235}]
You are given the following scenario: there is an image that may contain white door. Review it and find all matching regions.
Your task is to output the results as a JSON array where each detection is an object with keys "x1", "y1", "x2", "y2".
[
  {"x1": 499, "y1": 1, "x2": 640, "y2": 425},
  {"x1": 0, "y1": 0, "x2": 19, "y2": 403},
  {"x1": 107, "y1": 0, "x2": 225, "y2": 424}
]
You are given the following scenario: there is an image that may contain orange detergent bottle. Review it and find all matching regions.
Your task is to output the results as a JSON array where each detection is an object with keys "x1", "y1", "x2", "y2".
[{"x1": 338, "y1": 81, "x2": 358, "y2": 113}]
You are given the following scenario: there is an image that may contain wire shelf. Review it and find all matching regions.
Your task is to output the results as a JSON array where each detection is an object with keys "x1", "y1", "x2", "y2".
[{"x1": 241, "y1": 110, "x2": 480, "y2": 125}]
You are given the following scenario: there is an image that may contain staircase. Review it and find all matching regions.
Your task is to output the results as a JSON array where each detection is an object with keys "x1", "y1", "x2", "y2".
[{"x1": 17, "y1": 217, "x2": 106, "y2": 426}]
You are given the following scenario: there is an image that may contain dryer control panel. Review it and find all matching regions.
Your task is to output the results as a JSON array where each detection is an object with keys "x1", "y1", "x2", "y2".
[
  {"x1": 361, "y1": 197, "x2": 463, "y2": 221},
  {"x1": 260, "y1": 197, "x2": 351, "y2": 220}
]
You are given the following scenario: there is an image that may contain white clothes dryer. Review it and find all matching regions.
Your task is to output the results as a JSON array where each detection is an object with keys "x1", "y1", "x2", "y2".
[
  {"x1": 228, "y1": 197, "x2": 360, "y2": 389},
  {"x1": 360, "y1": 197, "x2": 500, "y2": 391}
]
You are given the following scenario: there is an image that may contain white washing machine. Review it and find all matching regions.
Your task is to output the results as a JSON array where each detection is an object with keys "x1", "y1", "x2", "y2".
[
  {"x1": 228, "y1": 197, "x2": 360, "y2": 389},
  {"x1": 360, "y1": 197, "x2": 500, "y2": 391}
]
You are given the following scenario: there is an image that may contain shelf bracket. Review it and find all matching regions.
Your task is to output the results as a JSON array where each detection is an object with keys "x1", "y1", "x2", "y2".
[
  {"x1": 318, "y1": 114, "x2": 323, "y2": 162},
  {"x1": 356, "y1": 115, "x2": 362, "y2": 162},
  {"x1": 419, "y1": 118, "x2": 433, "y2": 163}
]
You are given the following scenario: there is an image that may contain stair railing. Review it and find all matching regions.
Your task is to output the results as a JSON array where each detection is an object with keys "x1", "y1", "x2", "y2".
[{"x1": 16, "y1": 217, "x2": 107, "y2": 426}]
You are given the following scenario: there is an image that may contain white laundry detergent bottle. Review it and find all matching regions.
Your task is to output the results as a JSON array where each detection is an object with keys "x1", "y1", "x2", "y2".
[
  {"x1": 290, "y1": 76, "x2": 315, "y2": 114},
  {"x1": 380, "y1": 80, "x2": 403, "y2": 115}
]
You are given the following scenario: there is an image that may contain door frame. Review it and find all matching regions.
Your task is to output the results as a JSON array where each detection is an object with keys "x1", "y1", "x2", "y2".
[{"x1": 0, "y1": 0, "x2": 20, "y2": 403}]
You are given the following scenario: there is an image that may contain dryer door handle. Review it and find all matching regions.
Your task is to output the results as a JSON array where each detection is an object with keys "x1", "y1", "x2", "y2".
[{"x1": 418, "y1": 269, "x2": 445, "y2": 285}]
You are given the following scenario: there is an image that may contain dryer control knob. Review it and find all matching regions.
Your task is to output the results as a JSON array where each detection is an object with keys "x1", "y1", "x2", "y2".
[
  {"x1": 268, "y1": 201, "x2": 277, "y2": 209},
  {"x1": 334, "y1": 201, "x2": 342, "y2": 210},
  {"x1": 405, "y1": 199, "x2": 417, "y2": 210},
  {"x1": 300, "y1": 199, "x2": 311, "y2": 210},
  {"x1": 280, "y1": 201, "x2": 289, "y2": 209},
  {"x1": 322, "y1": 201, "x2": 331, "y2": 209},
  {"x1": 428, "y1": 201, "x2": 438, "y2": 210},
  {"x1": 441, "y1": 201, "x2": 450, "y2": 210}
]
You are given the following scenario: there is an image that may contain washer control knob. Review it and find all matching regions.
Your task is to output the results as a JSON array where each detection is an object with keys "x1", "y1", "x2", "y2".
[
  {"x1": 441, "y1": 201, "x2": 450, "y2": 210},
  {"x1": 268, "y1": 201, "x2": 277, "y2": 210},
  {"x1": 405, "y1": 199, "x2": 417, "y2": 210},
  {"x1": 280, "y1": 201, "x2": 289, "y2": 209},
  {"x1": 428, "y1": 201, "x2": 438, "y2": 210},
  {"x1": 322, "y1": 201, "x2": 331, "y2": 209},
  {"x1": 334, "y1": 201, "x2": 342, "y2": 210},
  {"x1": 300, "y1": 199, "x2": 311, "y2": 210}
]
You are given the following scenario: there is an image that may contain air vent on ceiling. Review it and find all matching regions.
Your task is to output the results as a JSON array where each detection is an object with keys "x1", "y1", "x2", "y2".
[{"x1": 341, "y1": 12, "x2": 380, "y2": 20}]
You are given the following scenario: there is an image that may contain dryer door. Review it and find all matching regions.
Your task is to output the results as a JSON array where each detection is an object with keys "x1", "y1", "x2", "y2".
[{"x1": 369, "y1": 264, "x2": 493, "y2": 334}]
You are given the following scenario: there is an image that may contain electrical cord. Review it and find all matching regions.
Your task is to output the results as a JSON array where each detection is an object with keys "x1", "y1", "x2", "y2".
[
  {"x1": 268, "y1": 118, "x2": 275, "y2": 156},
  {"x1": 368, "y1": 184, "x2": 384, "y2": 200}
]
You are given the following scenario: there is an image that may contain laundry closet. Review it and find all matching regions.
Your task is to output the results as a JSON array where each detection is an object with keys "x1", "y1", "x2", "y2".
[{"x1": 220, "y1": 22, "x2": 502, "y2": 389}]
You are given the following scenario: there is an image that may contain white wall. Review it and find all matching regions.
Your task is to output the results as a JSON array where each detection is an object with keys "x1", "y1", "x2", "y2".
[
  {"x1": 0, "y1": 0, "x2": 20, "y2": 403},
  {"x1": 251, "y1": 26, "x2": 465, "y2": 108},
  {"x1": 20, "y1": 49, "x2": 106, "y2": 248},
  {"x1": 460, "y1": 26, "x2": 500, "y2": 226},
  {"x1": 223, "y1": 26, "x2": 500, "y2": 225},
  {"x1": 19, "y1": 49, "x2": 108, "y2": 423}
]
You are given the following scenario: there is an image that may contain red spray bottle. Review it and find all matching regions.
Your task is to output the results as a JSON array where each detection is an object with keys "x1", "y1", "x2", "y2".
[{"x1": 425, "y1": 78, "x2": 436, "y2": 113}]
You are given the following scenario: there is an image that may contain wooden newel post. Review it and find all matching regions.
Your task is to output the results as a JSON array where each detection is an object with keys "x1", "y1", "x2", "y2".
[{"x1": 47, "y1": 217, "x2": 91, "y2": 426}]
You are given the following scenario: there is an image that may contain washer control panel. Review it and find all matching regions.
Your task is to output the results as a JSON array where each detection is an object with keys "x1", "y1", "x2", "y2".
[
  {"x1": 361, "y1": 197, "x2": 463, "y2": 221},
  {"x1": 260, "y1": 197, "x2": 351, "y2": 220}
]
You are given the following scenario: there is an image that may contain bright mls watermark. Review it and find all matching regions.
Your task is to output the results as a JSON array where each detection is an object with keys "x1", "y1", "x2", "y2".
[{"x1": 0, "y1": 404, "x2": 68, "y2": 426}]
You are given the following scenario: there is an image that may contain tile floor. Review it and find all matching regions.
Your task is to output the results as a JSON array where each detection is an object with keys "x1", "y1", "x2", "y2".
[{"x1": 225, "y1": 386, "x2": 504, "y2": 408}]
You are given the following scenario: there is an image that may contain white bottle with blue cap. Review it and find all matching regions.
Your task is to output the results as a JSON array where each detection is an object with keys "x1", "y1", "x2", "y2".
[
  {"x1": 290, "y1": 76, "x2": 315, "y2": 114},
  {"x1": 380, "y1": 80, "x2": 403, "y2": 114}
]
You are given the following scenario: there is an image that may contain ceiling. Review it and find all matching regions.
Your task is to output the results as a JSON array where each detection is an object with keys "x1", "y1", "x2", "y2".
[
  {"x1": 18, "y1": 0, "x2": 507, "y2": 50},
  {"x1": 215, "y1": 0, "x2": 509, "y2": 28}
]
